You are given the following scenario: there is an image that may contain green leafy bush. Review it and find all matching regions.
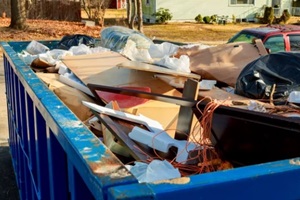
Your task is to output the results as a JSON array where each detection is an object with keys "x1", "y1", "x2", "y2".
[
  {"x1": 232, "y1": 14, "x2": 236, "y2": 24},
  {"x1": 203, "y1": 16, "x2": 211, "y2": 24},
  {"x1": 210, "y1": 15, "x2": 217, "y2": 23},
  {"x1": 152, "y1": 8, "x2": 173, "y2": 24},
  {"x1": 195, "y1": 14, "x2": 202, "y2": 23}
]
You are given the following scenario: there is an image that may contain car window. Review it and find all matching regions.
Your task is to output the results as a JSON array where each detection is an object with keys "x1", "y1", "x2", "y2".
[
  {"x1": 264, "y1": 36, "x2": 285, "y2": 53},
  {"x1": 228, "y1": 32, "x2": 259, "y2": 43},
  {"x1": 288, "y1": 34, "x2": 300, "y2": 51}
]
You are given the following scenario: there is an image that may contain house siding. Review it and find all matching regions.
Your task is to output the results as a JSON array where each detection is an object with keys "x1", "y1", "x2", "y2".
[
  {"x1": 143, "y1": 0, "x2": 157, "y2": 23},
  {"x1": 156, "y1": 0, "x2": 267, "y2": 21},
  {"x1": 143, "y1": 0, "x2": 294, "y2": 23}
]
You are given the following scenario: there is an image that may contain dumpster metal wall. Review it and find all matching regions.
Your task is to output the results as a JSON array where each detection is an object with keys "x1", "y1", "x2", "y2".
[
  {"x1": 108, "y1": 158, "x2": 300, "y2": 199},
  {"x1": 1, "y1": 41, "x2": 137, "y2": 200}
]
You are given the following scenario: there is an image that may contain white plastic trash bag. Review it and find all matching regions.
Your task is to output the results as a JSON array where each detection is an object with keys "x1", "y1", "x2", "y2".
[
  {"x1": 154, "y1": 55, "x2": 191, "y2": 73},
  {"x1": 126, "y1": 160, "x2": 181, "y2": 183},
  {"x1": 148, "y1": 42, "x2": 179, "y2": 59}
]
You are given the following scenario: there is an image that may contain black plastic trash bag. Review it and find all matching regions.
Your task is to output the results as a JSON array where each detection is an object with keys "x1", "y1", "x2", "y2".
[
  {"x1": 57, "y1": 34, "x2": 96, "y2": 50},
  {"x1": 235, "y1": 52, "x2": 300, "y2": 104}
]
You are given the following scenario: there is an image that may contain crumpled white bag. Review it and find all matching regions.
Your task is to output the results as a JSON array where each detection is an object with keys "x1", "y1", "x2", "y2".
[
  {"x1": 121, "y1": 39, "x2": 153, "y2": 62},
  {"x1": 126, "y1": 160, "x2": 181, "y2": 183},
  {"x1": 154, "y1": 55, "x2": 191, "y2": 73},
  {"x1": 148, "y1": 42, "x2": 179, "y2": 59}
]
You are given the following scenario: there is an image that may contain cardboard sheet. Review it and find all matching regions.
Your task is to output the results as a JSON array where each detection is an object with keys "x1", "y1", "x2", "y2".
[{"x1": 176, "y1": 39, "x2": 268, "y2": 87}]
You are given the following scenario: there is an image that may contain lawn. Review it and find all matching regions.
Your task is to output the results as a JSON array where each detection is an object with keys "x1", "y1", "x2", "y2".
[
  {"x1": 0, "y1": 18, "x2": 260, "y2": 44},
  {"x1": 1, "y1": 15, "x2": 299, "y2": 50}
]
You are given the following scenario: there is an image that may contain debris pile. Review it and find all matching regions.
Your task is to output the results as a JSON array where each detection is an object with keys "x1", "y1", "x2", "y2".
[{"x1": 17, "y1": 25, "x2": 300, "y2": 183}]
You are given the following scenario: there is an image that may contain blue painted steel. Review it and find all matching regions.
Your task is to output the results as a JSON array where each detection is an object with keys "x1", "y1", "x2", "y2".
[
  {"x1": 108, "y1": 158, "x2": 300, "y2": 199},
  {"x1": 1, "y1": 41, "x2": 137, "y2": 200}
]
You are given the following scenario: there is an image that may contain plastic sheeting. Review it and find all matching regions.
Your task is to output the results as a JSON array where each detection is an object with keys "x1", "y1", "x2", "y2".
[
  {"x1": 100, "y1": 26, "x2": 153, "y2": 52},
  {"x1": 235, "y1": 52, "x2": 300, "y2": 104}
]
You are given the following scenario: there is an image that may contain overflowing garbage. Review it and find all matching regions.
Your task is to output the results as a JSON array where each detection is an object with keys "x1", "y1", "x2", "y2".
[{"x1": 17, "y1": 26, "x2": 300, "y2": 183}]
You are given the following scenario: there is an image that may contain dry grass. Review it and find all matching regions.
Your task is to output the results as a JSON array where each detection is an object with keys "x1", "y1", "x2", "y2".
[
  {"x1": 1, "y1": 14, "x2": 300, "y2": 47},
  {"x1": 143, "y1": 22, "x2": 261, "y2": 44}
]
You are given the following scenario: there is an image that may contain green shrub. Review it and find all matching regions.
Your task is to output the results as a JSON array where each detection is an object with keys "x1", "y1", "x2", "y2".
[
  {"x1": 195, "y1": 14, "x2": 202, "y2": 23},
  {"x1": 152, "y1": 8, "x2": 173, "y2": 24},
  {"x1": 203, "y1": 16, "x2": 211, "y2": 24},
  {"x1": 210, "y1": 15, "x2": 217, "y2": 23},
  {"x1": 232, "y1": 14, "x2": 236, "y2": 24}
]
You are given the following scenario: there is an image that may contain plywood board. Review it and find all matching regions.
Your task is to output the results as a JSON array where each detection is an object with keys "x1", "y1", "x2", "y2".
[
  {"x1": 198, "y1": 87, "x2": 249, "y2": 101},
  {"x1": 62, "y1": 52, "x2": 187, "y2": 131},
  {"x1": 62, "y1": 52, "x2": 183, "y2": 95},
  {"x1": 198, "y1": 87, "x2": 270, "y2": 109},
  {"x1": 118, "y1": 60, "x2": 201, "y2": 80}
]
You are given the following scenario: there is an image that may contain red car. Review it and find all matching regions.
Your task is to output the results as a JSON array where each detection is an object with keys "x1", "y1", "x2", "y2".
[{"x1": 228, "y1": 24, "x2": 300, "y2": 53}]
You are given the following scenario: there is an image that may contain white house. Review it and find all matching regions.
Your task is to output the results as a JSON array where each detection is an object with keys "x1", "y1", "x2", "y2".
[{"x1": 142, "y1": 0, "x2": 300, "y2": 23}]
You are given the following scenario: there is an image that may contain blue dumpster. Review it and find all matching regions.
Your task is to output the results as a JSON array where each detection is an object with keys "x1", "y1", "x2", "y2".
[
  {"x1": 2, "y1": 40, "x2": 300, "y2": 200},
  {"x1": 108, "y1": 158, "x2": 300, "y2": 199},
  {"x1": 1, "y1": 41, "x2": 137, "y2": 200}
]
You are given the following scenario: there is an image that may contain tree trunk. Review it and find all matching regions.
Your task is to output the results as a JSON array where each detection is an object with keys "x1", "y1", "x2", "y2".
[
  {"x1": 10, "y1": 0, "x2": 27, "y2": 30},
  {"x1": 129, "y1": 0, "x2": 137, "y2": 29},
  {"x1": 137, "y1": 0, "x2": 143, "y2": 33},
  {"x1": 126, "y1": 0, "x2": 132, "y2": 26}
]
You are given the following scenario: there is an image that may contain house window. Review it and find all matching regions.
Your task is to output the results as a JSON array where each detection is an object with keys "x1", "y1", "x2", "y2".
[{"x1": 230, "y1": 0, "x2": 255, "y2": 5}]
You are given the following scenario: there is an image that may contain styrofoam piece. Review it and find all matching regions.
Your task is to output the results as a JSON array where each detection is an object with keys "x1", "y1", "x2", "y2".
[
  {"x1": 129, "y1": 126, "x2": 197, "y2": 163},
  {"x1": 288, "y1": 91, "x2": 300, "y2": 104},
  {"x1": 25, "y1": 40, "x2": 50, "y2": 55},
  {"x1": 82, "y1": 101, "x2": 163, "y2": 132},
  {"x1": 199, "y1": 79, "x2": 217, "y2": 90},
  {"x1": 59, "y1": 75, "x2": 94, "y2": 97},
  {"x1": 126, "y1": 160, "x2": 181, "y2": 183}
]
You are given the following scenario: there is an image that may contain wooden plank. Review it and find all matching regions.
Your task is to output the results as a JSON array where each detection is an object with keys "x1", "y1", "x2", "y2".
[
  {"x1": 198, "y1": 87, "x2": 271, "y2": 109},
  {"x1": 175, "y1": 79, "x2": 199, "y2": 140},
  {"x1": 117, "y1": 60, "x2": 201, "y2": 80},
  {"x1": 254, "y1": 39, "x2": 269, "y2": 56},
  {"x1": 62, "y1": 52, "x2": 130, "y2": 86},
  {"x1": 62, "y1": 52, "x2": 184, "y2": 130},
  {"x1": 198, "y1": 87, "x2": 249, "y2": 101},
  {"x1": 62, "y1": 52, "x2": 184, "y2": 96}
]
